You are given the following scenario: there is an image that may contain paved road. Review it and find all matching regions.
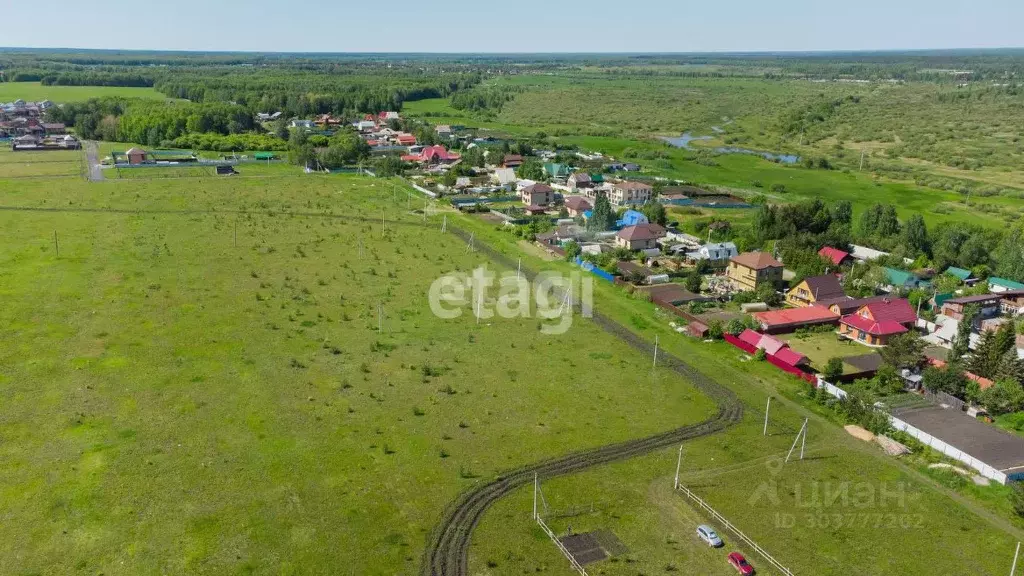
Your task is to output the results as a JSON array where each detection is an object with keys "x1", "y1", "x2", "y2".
[{"x1": 84, "y1": 141, "x2": 103, "y2": 181}]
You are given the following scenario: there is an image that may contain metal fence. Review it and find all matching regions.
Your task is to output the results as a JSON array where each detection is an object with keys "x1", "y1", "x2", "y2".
[
  {"x1": 676, "y1": 484, "x2": 796, "y2": 576},
  {"x1": 922, "y1": 388, "x2": 966, "y2": 411},
  {"x1": 535, "y1": 516, "x2": 589, "y2": 576}
]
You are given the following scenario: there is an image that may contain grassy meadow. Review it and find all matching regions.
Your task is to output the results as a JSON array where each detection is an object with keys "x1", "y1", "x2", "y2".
[
  {"x1": 0, "y1": 173, "x2": 721, "y2": 574},
  {"x1": 0, "y1": 82, "x2": 170, "y2": 102}
]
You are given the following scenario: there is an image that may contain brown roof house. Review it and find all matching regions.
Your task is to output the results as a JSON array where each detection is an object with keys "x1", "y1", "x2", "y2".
[
  {"x1": 727, "y1": 252, "x2": 783, "y2": 292},
  {"x1": 786, "y1": 274, "x2": 846, "y2": 308},
  {"x1": 563, "y1": 196, "x2": 592, "y2": 217},
  {"x1": 520, "y1": 183, "x2": 554, "y2": 207},
  {"x1": 615, "y1": 223, "x2": 666, "y2": 251}
]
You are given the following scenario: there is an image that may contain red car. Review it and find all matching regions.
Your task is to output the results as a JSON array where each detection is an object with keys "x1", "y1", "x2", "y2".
[{"x1": 727, "y1": 552, "x2": 755, "y2": 575}]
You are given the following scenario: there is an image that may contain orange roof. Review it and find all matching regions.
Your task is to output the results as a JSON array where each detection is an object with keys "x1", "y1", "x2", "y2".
[
  {"x1": 754, "y1": 305, "x2": 839, "y2": 328},
  {"x1": 732, "y1": 251, "x2": 782, "y2": 270},
  {"x1": 927, "y1": 358, "x2": 994, "y2": 390}
]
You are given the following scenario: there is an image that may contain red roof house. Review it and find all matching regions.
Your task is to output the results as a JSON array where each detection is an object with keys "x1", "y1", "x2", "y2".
[
  {"x1": 753, "y1": 305, "x2": 840, "y2": 334},
  {"x1": 401, "y1": 145, "x2": 460, "y2": 164},
  {"x1": 819, "y1": 246, "x2": 853, "y2": 267},
  {"x1": 736, "y1": 329, "x2": 809, "y2": 367},
  {"x1": 839, "y1": 298, "x2": 917, "y2": 346},
  {"x1": 395, "y1": 133, "x2": 417, "y2": 146}
]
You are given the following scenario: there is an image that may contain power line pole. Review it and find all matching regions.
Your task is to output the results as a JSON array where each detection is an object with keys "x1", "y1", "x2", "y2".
[
  {"x1": 673, "y1": 444, "x2": 683, "y2": 490},
  {"x1": 533, "y1": 473, "x2": 539, "y2": 520},
  {"x1": 653, "y1": 335, "x2": 659, "y2": 368},
  {"x1": 785, "y1": 418, "x2": 809, "y2": 463},
  {"x1": 763, "y1": 397, "x2": 772, "y2": 436},
  {"x1": 1011, "y1": 541, "x2": 1020, "y2": 576},
  {"x1": 859, "y1": 149, "x2": 865, "y2": 171},
  {"x1": 53, "y1": 231, "x2": 59, "y2": 257}
]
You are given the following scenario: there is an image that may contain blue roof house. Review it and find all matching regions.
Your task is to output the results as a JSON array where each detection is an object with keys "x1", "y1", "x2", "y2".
[{"x1": 617, "y1": 209, "x2": 649, "y2": 228}]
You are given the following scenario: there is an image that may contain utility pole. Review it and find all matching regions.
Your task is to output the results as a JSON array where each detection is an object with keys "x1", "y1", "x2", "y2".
[
  {"x1": 533, "y1": 473, "x2": 539, "y2": 520},
  {"x1": 381, "y1": 209, "x2": 386, "y2": 238},
  {"x1": 441, "y1": 214, "x2": 447, "y2": 234},
  {"x1": 859, "y1": 149, "x2": 865, "y2": 171},
  {"x1": 53, "y1": 231, "x2": 59, "y2": 257},
  {"x1": 233, "y1": 221, "x2": 237, "y2": 248},
  {"x1": 786, "y1": 418, "x2": 809, "y2": 463},
  {"x1": 1011, "y1": 542, "x2": 1020, "y2": 576},
  {"x1": 673, "y1": 444, "x2": 683, "y2": 490},
  {"x1": 517, "y1": 257, "x2": 522, "y2": 280},
  {"x1": 763, "y1": 397, "x2": 772, "y2": 436},
  {"x1": 653, "y1": 335, "x2": 659, "y2": 368}
]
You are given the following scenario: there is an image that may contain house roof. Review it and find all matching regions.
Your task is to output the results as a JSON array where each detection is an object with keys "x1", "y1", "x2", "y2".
[
  {"x1": 616, "y1": 223, "x2": 666, "y2": 242},
  {"x1": 523, "y1": 183, "x2": 554, "y2": 195},
  {"x1": 945, "y1": 266, "x2": 973, "y2": 281},
  {"x1": 503, "y1": 154, "x2": 523, "y2": 163},
  {"x1": 774, "y1": 347, "x2": 809, "y2": 368},
  {"x1": 841, "y1": 314, "x2": 910, "y2": 337},
  {"x1": 646, "y1": 283, "x2": 710, "y2": 306},
  {"x1": 737, "y1": 329, "x2": 806, "y2": 365},
  {"x1": 798, "y1": 274, "x2": 846, "y2": 301},
  {"x1": 731, "y1": 251, "x2": 782, "y2": 270},
  {"x1": 823, "y1": 295, "x2": 889, "y2": 315},
  {"x1": 564, "y1": 196, "x2": 592, "y2": 211},
  {"x1": 569, "y1": 172, "x2": 591, "y2": 183},
  {"x1": 615, "y1": 181, "x2": 651, "y2": 191},
  {"x1": 818, "y1": 246, "x2": 851, "y2": 266},
  {"x1": 944, "y1": 293, "x2": 1001, "y2": 306},
  {"x1": 991, "y1": 277, "x2": 1024, "y2": 290},
  {"x1": 753, "y1": 306, "x2": 839, "y2": 329},
  {"x1": 861, "y1": 298, "x2": 917, "y2": 324},
  {"x1": 617, "y1": 261, "x2": 654, "y2": 277},
  {"x1": 884, "y1": 267, "x2": 920, "y2": 287},
  {"x1": 125, "y1": 147, "x2": 146, "y2": 155}
]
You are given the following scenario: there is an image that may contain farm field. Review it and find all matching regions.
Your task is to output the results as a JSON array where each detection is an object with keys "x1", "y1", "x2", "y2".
[
  {"x1": 0, "y1": 172, "x2": 721, "y2": 574},
  {"x1": 0, "y1": 81, "x2": 170, "y2": 102}
]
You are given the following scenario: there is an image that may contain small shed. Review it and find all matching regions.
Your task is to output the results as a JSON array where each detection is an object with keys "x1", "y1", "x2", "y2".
[{"x1": 126, "y1": 147, "x2": 148, "y2": 165}]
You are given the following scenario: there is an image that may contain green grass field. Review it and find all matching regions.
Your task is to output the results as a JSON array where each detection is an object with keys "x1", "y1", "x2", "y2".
[
  {"x1": 781, "y1": 332, "x2": 872, "y2": 374},
  {"x1": 0, "y1": 173, "x2": 719, "y2": 574},
  {"x1": 0, "y1": 82, "x2": 169, "y2": 102}
]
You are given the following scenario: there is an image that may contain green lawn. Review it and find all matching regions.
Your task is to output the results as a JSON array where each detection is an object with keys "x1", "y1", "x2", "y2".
[
  {"x1": 0, "y1": 173, "x2": 717, "y2": 574},
  {"x1": 0, "y1": 82, "x2": 170, "y2": 102},
  {"x1": 780, "y1": 332, "x2": 872, "y2": 374}
]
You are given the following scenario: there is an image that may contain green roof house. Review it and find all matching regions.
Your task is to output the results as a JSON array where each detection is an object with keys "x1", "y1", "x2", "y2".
[
  {"x1": 989, "y1": 277, "x2": 1024, "y2": 292},
  {"x1": 543, "y1": 163, "x2": 571, "y2": 179},
  {"x1": 944, "y1": 266, "x2": 973, "y2": 282},
  {"x1": 884, "y1": 267, "x2": 929, "y2": 291}
]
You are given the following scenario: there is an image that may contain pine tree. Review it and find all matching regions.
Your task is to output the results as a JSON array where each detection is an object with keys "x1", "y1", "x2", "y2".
[
  {"x1": 949, "y1": 305, "x2": 979, "y2": 362},
  {"x1": 588, "y1": 193, "x2": 615, "y2": 232},
  {"x1": 969, "y1": 328, "x2": 999, "y2": 379},
  {"x1": 996, "y1": 348, "x2": 1024, "y2": 385}
]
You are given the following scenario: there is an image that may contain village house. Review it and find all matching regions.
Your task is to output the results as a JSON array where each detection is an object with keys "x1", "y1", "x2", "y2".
[
  {"x1": 289, "y1": 119, "x2": 316, "y2": 130},
  {"x1": 315, "y1": 114, "x2": 344, "y2": 128},
  {"x1": 491, "y1": 167, "x2": 517, "y2": 186},
  {"x1": 818, "y1": 246, "x2": 853, "y2": 268},
  {"x1": 609, "y1": 181, "x2": 652, "y2": 206},
  {"x1": 395, "y1": 133, "x2": 417, "y2": 146},
  {"x1": 1000, "y1": 290, "x2": 1024, "y2": 316},
  {"x1": 563, "y1": 196, "x2": 592, "y2": 217},
  {"x1": 543, "y1": 162, "x2": 571, "y2": 180},
  {"x1": 520, "y1": 183, "x2": 554, "y2": 207},
  {"x1": 41, "y1": 123, "x2": 66, "y2": 135},
  {"x1": 567, "y1": 172, "x2": 594, "y2": 190},
  {"x1": 883, "y1": 267, "x2": 929, "y2": 292},
  {"x1": 736, "y1": 329, "x2": 810, "y2": 368},
  {"x1": 684, "y1": 242, "x2": 738, "y2": 269},
  {"x1": 941, "y1": 293, "x2": 1003, "y2": 321},
  {"x1": 617, "y1": 209, "x2": 649, "y2": 227},
  {"x1": 990, "y1": 277, "x2": 1024, "y2": 293},
  {"x1": 786, "y1": 274, "x2": 846, "y2": 308},
  {"x1": 727, "y1": 252, "x2": 783, "y2": 292},
  {"x1": 401, "y1": 145, "x2": 460, "y2": 165},
  {"x1": 502, "y1": 155, "x2": 523, "y2": 168},
  {"x1": 838, "y1": 298, "x2": 917, "y2": 347},
  {"x1": 944, "y1": 266, "x2": 978, "y2": 286},
  {"x1": 435, "y1": 125, "x2": 452, "y2": 137},
  {"x1": 753, "y1": 306, "x2": 840, "y2": 334},
  {"x1": 615, "y1": 223, "x2": 666, "y2": 251}
]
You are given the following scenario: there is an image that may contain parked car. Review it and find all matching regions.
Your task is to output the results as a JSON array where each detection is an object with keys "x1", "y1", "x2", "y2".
[
  {"x1": 727, "y1": 552, "x2": 755, "y2": 575},
  {"x1": 696, "y1": 524, "x2": 723, "y2": 547}
]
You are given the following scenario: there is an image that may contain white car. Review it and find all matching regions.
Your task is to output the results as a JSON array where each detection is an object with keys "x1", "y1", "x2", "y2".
[{"x1": 697, "y1": 524, "x2": 723, "y2": 547}]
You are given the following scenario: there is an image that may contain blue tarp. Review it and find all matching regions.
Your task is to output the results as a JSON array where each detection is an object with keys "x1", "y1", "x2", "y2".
[{"x1": 574, "y1": 256, "x2": 615, "y2": 282}]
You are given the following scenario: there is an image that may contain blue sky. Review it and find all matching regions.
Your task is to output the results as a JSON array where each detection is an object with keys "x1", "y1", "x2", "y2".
[{"x1": 4, "y1": 0, "x2": 1021, "y2": 53}]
